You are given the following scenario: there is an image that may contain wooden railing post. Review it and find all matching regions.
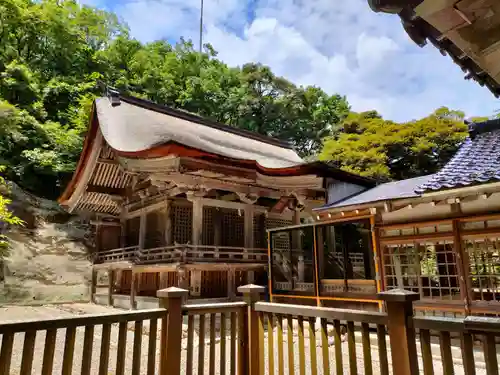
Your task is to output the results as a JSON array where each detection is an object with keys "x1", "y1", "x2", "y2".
[
  {"x1": 238, "y1": 284, "x2": 265, "y2": 375},
  {"x1": 157, "y1": 287, "x2": 189, "y2": 375},
  {"x1": 378, "y1": 289, "x2": 419, "y2": 375}
]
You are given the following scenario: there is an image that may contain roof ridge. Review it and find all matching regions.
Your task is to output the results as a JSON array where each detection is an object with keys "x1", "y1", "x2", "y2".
[{"x1": 468, "y1": 118, "x2": 500, "y2": 139}]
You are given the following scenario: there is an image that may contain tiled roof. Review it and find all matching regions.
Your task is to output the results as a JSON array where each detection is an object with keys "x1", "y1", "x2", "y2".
[
  {"x1": 416, "y1": 119, "x2": 500, "y2": 193},
  {"x1": 316, "y1": 175, "x2": 432, "y2": 211}
]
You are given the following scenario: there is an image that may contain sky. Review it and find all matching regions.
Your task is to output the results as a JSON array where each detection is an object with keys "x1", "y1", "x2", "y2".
[{"x1": 86, "y1": 0, "x2": 499, "y2": 122}]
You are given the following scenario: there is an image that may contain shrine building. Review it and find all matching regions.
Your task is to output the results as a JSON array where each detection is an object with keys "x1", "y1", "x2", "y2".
[{"x1": 59, "y1": 90, "x2": 374, "y2": 308}]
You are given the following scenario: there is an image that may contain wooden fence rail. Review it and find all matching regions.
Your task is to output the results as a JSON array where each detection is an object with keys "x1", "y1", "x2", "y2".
[{"x1": 1, "y1": 286, "x2": 500, "y2": 375}]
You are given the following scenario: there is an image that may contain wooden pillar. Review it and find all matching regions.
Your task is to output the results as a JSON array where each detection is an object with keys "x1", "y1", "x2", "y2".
[
  {"x1": 164, "y1": 200, "x2": 173, "y2": 246},
  {"x1": 238, "y1": 285, "x2": 265, "y2": 375},
  {"x1": 191, "y1": 198, "x2": 203, "y2": 246},
  {"x1": 378, "y1": 289, "x2": 420, "y2": 375},
  {"x1": 453, "y1": 219, "x2": 472, "y2": 315},
  {"x1": 120, "y1": 219, "x2": 126, "y2": 248},
  {"x1": 228, "y1": 268, "x2": 236, "y2": 300},
  {"x1": 244, "y1": 205, "x2": 255, "y2": 258},
  {"x1": 139, "y1": 212, "x2": 146, "y2": 250},
  {"x1": 90, "y1": 268, "x2": 97, "y2": 303},
  {"x1": 316, "y1": 226, "x2": 325, "y2": 279},
  {"x1": 130, "y1": 270, "x2": 137, "y2": 310},
  {"x1": 107, "y1": 269, "x2": 114, "y2": 306},
  {"x1": 291, "y1": 210, "x2": 301, "y2": 250},
  {"x1": 157, "y1": 287, "x2": 189, "y2": 375}
]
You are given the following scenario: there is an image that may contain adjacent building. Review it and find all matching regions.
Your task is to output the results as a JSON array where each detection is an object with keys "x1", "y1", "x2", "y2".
[{"x1": 268, "y1": 118, "x2": 500, "y2": 316}]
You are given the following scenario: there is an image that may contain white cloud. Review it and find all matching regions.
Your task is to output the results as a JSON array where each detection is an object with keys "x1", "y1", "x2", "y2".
[{"x1": 109, "y1": 0, "x2": 500, "y2": 121}]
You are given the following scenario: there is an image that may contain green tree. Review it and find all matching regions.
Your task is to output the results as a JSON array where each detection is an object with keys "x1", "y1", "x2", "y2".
[
  {"x1": 0, "y1": 166, "x2": 23, "y2": 254},
  {"x1": 319, "y1": 107, "x2": 468, "y2": 180}
]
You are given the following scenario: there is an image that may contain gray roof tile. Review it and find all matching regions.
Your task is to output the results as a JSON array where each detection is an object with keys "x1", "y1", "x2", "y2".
[
  {"x1": 316, "y1": 175, "x2": 433, "y2": 211},
  {"x1": 416, "y1": 119, "x2": 500, "y2": 193}
]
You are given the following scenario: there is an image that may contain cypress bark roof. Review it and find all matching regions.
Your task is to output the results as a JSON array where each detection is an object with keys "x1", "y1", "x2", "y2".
[{"x1": 96, "y1": 94, "x2": 303, "y2": 168}]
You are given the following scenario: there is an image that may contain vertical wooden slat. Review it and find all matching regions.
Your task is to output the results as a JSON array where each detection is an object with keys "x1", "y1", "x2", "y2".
[
  {"x1": 361, "y1": 323, "x2": 373, "y2": 375},
  {"x1": 41, "y1": 329, "x2": 57, "y2": 375},
  {"x1": 483, "y1": 333, "x2": 498, "y2": 375},
  {"x1": 420, "y1": 329, "x2": 434, "y2": 375},
  {"x1": 98, "y1": 323, "x2": 112, "y2": 375},
  {"x1": 334, "y1": 320, "x2": 343, "y2": 375},
  {"x1": 320, "y1": 319, "x2": 330, "y2": 375},
  {"x1": 308, "y1": 318, "x2": 318, "y2": 375},
  {"x1": 277, "y1": 315, "x2": 284, "y2": 375},
  {"x1": 376, "y1": 325, "x2": 389, "y2": 375},
  {"x1": 147, "y1": 319, "x2": 158, "y2": 375},
  {"x1": 460, "y1": 332, "x2": 475, "y2": 375},
  {"x1": 347, "y1": 321, "x2": 357, "y2": 375},
  {"x1": 132, "y1": 320, "x2": 143, "y2": 375},
  {"x1": 258, "y1": 311, "x2": 265, "y2": 375},
  {"x1": 286, "y1": 315, "x2": 294, "y2": 375},
  {"x1": 20, "y1": 331, "x2": 36, "y2": 375},
  {"x1": 238, "y1": 307, "x2": 248, "y2": 375},
  {"x1": 186, "y1": 315, "x2": 195, "y2": 375},
  {"x1": 209, "y1": 314, "x2": 216, "y2": 374},
  {"x1": 62, "y1": 326, "x2": 76, "y2": 375},
  {"x1": 439, "y1": 331, "x2": 454, "y2": 375},
  {"x1": 220, "y1": 313, "x2": 227, "y2": 375},
  {"x1": 198, "y1": 314, "x2": 206, "y2": 375},
  {"x1": 230, "y1": 312, "x2": 237, "y2": 375},
  {"x1": 298, "y1": 316, "x2": 306, "y2": 375},
  {"x1": 0, "y1": 332, "x2": 14, "y2": 375},
  {"x1": 81, "y1": 325, "x2": 95, "y2": 375},
  {"x1": 115, "y1": 322, "x2": 128, "y2": 375},
  {"x1": 267, "y1": 314, "x2": 275, "y2": 375}
]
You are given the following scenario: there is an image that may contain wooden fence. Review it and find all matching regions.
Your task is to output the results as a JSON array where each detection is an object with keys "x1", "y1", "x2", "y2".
[{"x1": 1, "y1": 286, "x2": 500, "y2": 375}]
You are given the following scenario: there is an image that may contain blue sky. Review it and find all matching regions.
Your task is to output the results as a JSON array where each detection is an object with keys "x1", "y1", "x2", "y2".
[{"x1": 86, "y1": 0, "x2": 499, "y2": 122}]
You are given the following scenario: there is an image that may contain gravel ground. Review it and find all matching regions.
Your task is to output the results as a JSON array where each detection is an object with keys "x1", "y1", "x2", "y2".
[{"x1": 0, "y1": 304, "x2": 493, "y2": 375}]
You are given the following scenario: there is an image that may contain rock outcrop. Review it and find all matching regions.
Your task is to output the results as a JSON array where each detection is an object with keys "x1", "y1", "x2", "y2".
[{"x1": 0, "y1": 183, "x2": 92, "y2": 304}]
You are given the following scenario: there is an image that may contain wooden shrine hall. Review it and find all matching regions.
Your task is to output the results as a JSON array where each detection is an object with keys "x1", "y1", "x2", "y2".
[
  {"x1": 269, "y1": 118, "x2": 500, "y2": 317},
  {"x1": 59, "y1": 90, "x2": 374, "y2": 308}
]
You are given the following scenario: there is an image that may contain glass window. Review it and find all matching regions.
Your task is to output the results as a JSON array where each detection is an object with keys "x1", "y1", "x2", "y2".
[
  {"x1": 270, "y1": 226, "x2": 315, "y2": 296},
  {"x1": 317, "y1": 219, "x2": 375, "y2": 296}
]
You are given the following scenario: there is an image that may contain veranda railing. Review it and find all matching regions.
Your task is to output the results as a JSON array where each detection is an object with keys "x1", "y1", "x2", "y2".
[{"x1": 1, "y1": 286, "x2": 500, "y2": 375}]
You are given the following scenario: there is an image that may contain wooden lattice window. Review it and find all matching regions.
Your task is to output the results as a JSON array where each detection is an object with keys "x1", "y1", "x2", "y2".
[
  {"x1": 464, "y1": 236, "x2": 500, "y2": 302},
  {"x1": 383, "y1": 241, "x2": 459, "y2": 301},
  {"x1": 172, "y1": 205, "x2": 192, "y2": 244},
  {"x1": 253, "y1": 213, "x2": 267, "y2": 248},
  {"x1": 202, "y1": 207, "x2": 215, "y2": 246},
  {"x1": 221, "y1": 208, "x2": 244, "y2": 247},
  {"x1": 266, "y1": 217, "x2": 292, "y2": 230}
]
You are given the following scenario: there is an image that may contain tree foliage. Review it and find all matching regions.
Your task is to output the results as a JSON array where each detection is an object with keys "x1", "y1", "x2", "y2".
[
  {"x1": 0, "y1": 0, "x2": 350, "y2": 199},
  {"x1": 0, "y1": 0, "x2": 491, "y2": 201},
  {"x1": 0, "y1": 166, "x2": 23, "y2": 254},
  {"x1": 319, "y1": 107, "x2": 469, "y2": 180}
]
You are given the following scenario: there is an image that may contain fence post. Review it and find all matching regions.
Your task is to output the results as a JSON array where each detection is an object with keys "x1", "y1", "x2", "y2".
[
  {"x1": 378, "y1": 289, "x2": 419, "y2": 375},
  {"x1": 238, "y1": 284, "x2": 265, "y2": 375},
  {"x1": 157, "y1": 287, "x2": 189, "y2": 375}
]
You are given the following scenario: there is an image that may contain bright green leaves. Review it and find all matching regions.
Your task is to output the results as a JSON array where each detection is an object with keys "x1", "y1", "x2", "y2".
[{"x1": 319, "y1": 108, "x2": 469, "y2": 181}]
